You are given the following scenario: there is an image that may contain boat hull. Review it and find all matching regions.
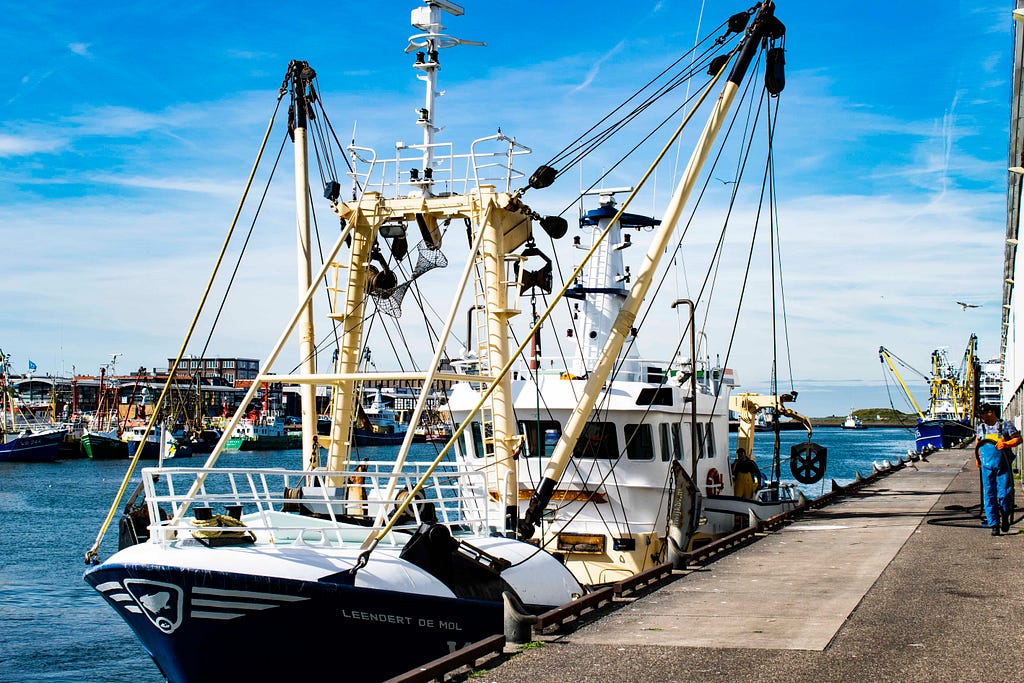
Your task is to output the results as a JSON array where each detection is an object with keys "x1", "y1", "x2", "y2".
[
  {"x1": 915, "y1": 419, "x2": 974, "y2": 453},
  {"x1": 224, "y1": 435, "x2": 302, "y2": 451},
  {"x1": 82, "y1": 432, "x2": 129, "y2": 459},
  {"x1": 125, "y1": 440, "x2": 162, "y2": 460},
  {"x1": 0, "y1": 430, "x2": 63, "y2": 462},
  {"x1": 353, "y1": 428, "x2": 408, "y2": 446},
  {"x1": 85, "y1": 551, "x2": 536, "y2": 683}
]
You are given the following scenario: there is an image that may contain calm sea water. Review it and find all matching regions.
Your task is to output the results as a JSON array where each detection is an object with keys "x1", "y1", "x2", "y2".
[{"x1": 0, "y1": 426, "x2": 914, "y2": 682}]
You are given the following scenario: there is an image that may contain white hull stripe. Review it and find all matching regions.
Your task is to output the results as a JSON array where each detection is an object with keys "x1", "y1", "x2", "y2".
[
  {"x1": 111, "y1": 594, "x2": 134, "y2": 602},
  {"x1": 192, "y1": 587, "x2": 308, "y2": 602},
  {"x1": 192, "y1": 611, "x2": 244, "y2": 620},
  {"x1": 191, "y1": 599, "x2": 275, "y2": 610},
  {"x1": 96, "y1": 582, "x2": 122, "y2": 592},
  {"x1": 124, "y1": 606, "x2": 142, "y2": 614}
]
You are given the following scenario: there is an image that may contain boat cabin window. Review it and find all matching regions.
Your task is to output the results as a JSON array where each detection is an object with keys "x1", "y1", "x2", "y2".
[
  {"x1": 517, "y1": 420, "x2": 561, "y2": 457},
  {"x1": 636, "y1": 387, "x2": 673, "y2": 406},
  {"x1": 624, "y1": 423, "x2": 654, "y2": 460},
  {"x1": 468, "y1": 421, "x2": 494, "y2": 459},
  {"x1": 659, "y1": 423, "x2": 683, "y2": 462},
  {"x1": 696, "y1": 421, "x2": 715, "y2": 460},
  {"x1": 572, "y1": 421, "x2": 619, "y2": 460}
]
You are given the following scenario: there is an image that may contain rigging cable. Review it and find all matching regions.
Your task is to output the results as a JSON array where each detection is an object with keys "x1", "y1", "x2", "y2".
[{"x1": 86, "y1": 87, "x2": 289, "y2": 564}]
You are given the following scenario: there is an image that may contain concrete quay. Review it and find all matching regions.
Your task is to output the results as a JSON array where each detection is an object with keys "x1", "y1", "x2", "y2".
[{"x1": 479, "y1": 447, "x2": 1024, "y2": 682}]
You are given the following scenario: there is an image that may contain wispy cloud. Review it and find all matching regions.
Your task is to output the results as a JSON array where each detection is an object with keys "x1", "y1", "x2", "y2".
[
  {"x1": 0, "y1": 132, "x2": 66, "y2": 157},
  {"x1": 570, "y1": 40, "x2": 626, "y2": 94},
  {"x1": 68, "y1": 42, "x2": 91, "y2": 57}
]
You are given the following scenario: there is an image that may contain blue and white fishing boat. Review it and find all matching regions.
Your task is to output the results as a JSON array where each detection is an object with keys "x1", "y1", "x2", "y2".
[
  {"x1": 880, "y1": 336, "x2": 978, "y2": 453},
  {"x1": 84, "y1": 2, "x2": 806, "y2": 681},
  {"x1": 0, "y1": 350, "x2": 63, "y2": 462}
]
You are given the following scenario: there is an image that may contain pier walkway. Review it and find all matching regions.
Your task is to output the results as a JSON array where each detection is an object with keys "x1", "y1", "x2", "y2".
[{"x1": 479, "y1": 447, "x2": 1024, "y2": 682}]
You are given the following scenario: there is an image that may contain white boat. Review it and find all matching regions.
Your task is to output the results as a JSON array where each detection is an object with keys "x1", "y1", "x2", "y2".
[
  {"x1": 841, "y1": 414, "x2": 866, "y2": 429},
  {"x1": 84, "y1": 3, "x2": 809, "y2": 681}
]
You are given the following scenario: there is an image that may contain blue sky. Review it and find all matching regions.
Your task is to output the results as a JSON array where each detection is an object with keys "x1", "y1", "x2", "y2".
[{"x1": 0, "y1": 1, "x2": 1013, "y2": 416}]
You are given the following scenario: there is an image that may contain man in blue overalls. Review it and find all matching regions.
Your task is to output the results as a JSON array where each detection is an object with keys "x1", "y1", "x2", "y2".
[{"x1": 974, "y1": 403, "x2": 1020, "y2": 536}]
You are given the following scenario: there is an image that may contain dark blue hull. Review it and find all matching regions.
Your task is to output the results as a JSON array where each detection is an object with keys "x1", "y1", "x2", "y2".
[
  {"x1": 0, "y1": 430, "x2": 63, "y2": 462},
  {"x1": 915, "y1": 419, "x2": 974, "y2": 453},
  {"x1": 85, "y1": 563, "x2": 502, "y2": 682},
  {"x1": 353, "y1": 428, "x2": 408, "y2": 446}
]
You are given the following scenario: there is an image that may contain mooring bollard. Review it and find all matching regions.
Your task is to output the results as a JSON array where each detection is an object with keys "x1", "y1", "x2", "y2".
[{"x1": 503, "y1": 591, "x2": 538, "y2": 645}]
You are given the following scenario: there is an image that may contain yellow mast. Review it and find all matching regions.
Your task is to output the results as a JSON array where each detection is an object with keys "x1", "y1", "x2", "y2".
[{"x1": 878, "y1": 346, "x2": 926, "y2": 419}]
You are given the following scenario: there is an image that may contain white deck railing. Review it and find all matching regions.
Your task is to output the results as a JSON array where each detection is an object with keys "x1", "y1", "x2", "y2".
[{"x1": 139, "y1": 462, "x2": 494, "y2": 547}]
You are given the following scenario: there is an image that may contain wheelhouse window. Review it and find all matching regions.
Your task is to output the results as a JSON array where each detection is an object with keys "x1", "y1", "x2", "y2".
[
  {"x1": 518, "y1": 420, "x2": 561, "y2": 457},
  {"x1": 660, "y1": 423, "x2": 682, "y2": 461},
  {"x1": 469, "y1": 421, "x2": 493, "y2": 459},
  {"x1": 696, "y1": 421, "x2": 715, "y2": 460},
  {"x1": 624, "y1": 423, "x2": 654, "y2": 460},
  {"x1": 573, "y1": 421, "x2": 619, "y2": 460}
]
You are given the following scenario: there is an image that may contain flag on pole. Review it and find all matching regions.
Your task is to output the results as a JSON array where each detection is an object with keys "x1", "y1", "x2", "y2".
[{"x1": 27, "y1": 360, "x2": 36, "y2": 371}]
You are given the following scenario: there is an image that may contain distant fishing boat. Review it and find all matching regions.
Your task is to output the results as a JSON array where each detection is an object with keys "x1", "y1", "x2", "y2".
[
  {"x1": 353, "y1": 388, "x2": 408, "y2": 446},
  {"x1": 879, "y1": 335, "x2": 978, "y2": 452},
  {"x1": 81, "y1": 429, "x2": 129, "y2": 460},
  {"x1": 841, "y1": 414, "x2": 866, "y2": 430},
  {"x1": 224, "y1": 416, "x2": 300, "y2": 451},
  {"x1": 81, "y1": 362, "x2": 128, "y2": 459},
  {"x1": 0, "y1": 350, "x2": 63, "y2": 462}
]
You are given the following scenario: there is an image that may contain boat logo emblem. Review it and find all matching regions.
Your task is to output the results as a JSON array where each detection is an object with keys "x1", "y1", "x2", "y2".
[{"x1": 123, "y1": 579, "x2": 184, "y2": 634}]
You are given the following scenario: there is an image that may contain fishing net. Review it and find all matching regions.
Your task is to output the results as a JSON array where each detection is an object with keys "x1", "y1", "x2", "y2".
[{"x1": 370, "y1": 240, "x2": 448, "y2": 318}]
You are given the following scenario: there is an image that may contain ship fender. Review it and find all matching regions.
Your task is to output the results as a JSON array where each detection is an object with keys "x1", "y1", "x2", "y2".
[
  {"x1": 667, "y1": 461, "x2": 701, "y2": 569},
  {"x1": 399, "y1": 522, "x2": 514, "y2": 602}
]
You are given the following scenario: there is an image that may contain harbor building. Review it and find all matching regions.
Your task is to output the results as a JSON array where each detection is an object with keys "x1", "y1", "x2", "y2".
[{"x1": 1003, "y1": 5, "x2": 1024, "y2": 425}]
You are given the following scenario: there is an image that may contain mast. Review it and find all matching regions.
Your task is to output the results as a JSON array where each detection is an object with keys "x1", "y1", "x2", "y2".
[
  {"x1": 289, "y1": 61, "x2": 319, "y2": 462},
  {"x1": 408, "y1": 0, "x2": 484, "y2": 197},
  {"x1": 520, "y1": 2, "x2": 783, "y2": 538},
  {"x1": 878, "y1": 346, "x2": 926, "y2": 419}
]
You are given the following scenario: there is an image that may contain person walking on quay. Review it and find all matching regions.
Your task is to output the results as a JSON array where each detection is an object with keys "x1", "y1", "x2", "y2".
[{"x1": 975, "y1": 402, "x2": 1020, "y2": 536}]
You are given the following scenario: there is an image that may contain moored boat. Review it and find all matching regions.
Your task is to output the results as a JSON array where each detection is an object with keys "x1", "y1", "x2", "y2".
[
  {"x1": 81, "y1": 429, "x2": 129, "y2": 459},
  {"x1": 84, "y1": 3, "x2": 804, "y2": 681},
  {"x1": 224, "y1": 416, "x2": 301, "y2": 451},
  {"x1": 880, "y1": 335, "x2": 979, "y2": 453},
  {"x1": 0, "y1": 427, "x2": 64, "y2": 462}
]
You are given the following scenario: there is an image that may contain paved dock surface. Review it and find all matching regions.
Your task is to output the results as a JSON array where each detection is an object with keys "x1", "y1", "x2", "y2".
[{"x1": 480, "y1": 448, "x2": 1024, "y2": 682}]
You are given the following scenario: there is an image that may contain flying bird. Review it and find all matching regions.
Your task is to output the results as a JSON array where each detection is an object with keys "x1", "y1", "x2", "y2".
[{"x1": 956, "y1": 301, "x2": 980, "y2": 310}]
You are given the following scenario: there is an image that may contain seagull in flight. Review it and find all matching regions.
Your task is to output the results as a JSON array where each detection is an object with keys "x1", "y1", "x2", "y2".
[{"x1": 956, "y1": 301, "x2": 980, "y2": 310}]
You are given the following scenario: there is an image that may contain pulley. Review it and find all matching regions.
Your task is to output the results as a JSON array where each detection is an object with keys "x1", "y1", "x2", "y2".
[
  {"x1": 765, "y1": 47, "x2": 785, "y2": 96},
  {"x1": 789, "y1": 442, "x2": 827, "y2": 485},
  {"x1": 366, "y1": 247, "x2": 398, "y2": 294},
  {"x1": 515, "y1": 242, "x2": 553, "y2": 295}
]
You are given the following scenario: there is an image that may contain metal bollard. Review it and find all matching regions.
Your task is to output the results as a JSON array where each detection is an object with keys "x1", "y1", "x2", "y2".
[{"x1": 503, "y1": 591, "x2": 537, "y2": 645}]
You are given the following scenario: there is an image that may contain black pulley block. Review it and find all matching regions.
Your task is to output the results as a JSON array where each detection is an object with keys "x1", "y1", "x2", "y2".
[{"x1": 790, "y1": 442, "x2": 827, "y2": 484}]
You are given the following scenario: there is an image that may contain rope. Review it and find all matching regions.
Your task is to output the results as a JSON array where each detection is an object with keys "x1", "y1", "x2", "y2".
[{"x1": 85, "y1": 91, "x2": 287, "y2": 565}]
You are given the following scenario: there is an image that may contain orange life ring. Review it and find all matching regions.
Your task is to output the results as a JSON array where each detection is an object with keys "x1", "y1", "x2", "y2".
[{"x1": 706, "y1": 467, "x2": 724, "y2": 496}]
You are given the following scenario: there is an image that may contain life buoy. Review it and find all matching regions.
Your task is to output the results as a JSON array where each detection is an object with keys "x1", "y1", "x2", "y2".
[{"x1": 706, "y1": 467, "x2": 724, "y2": 496}]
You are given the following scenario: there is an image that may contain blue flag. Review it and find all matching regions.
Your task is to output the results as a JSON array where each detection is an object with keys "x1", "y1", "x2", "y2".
[{"x1": 28, "y1": 360, "x2": 36, "y2": 371}]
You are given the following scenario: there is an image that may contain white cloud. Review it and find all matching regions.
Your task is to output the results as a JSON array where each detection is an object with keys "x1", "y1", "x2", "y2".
[
  {"x1": 68, "y1": 42, "x2": 91, "y2": 57},
  {"x1": 0, "y1": 132, "x2": 66, "y2": 157}
]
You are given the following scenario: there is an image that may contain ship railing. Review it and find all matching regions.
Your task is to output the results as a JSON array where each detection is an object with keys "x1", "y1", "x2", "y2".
[
  {"x1": 346, "y1": 133, "x2": 531, "y2": 198},
  {"x1": 139, "y1": 463, "x2": 494, "y2": 548}
]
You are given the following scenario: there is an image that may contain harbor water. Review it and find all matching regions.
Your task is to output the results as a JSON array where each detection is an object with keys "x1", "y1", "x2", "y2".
[{"x1": 0, "y1": 427, "x2": 914, "y2": 682}]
